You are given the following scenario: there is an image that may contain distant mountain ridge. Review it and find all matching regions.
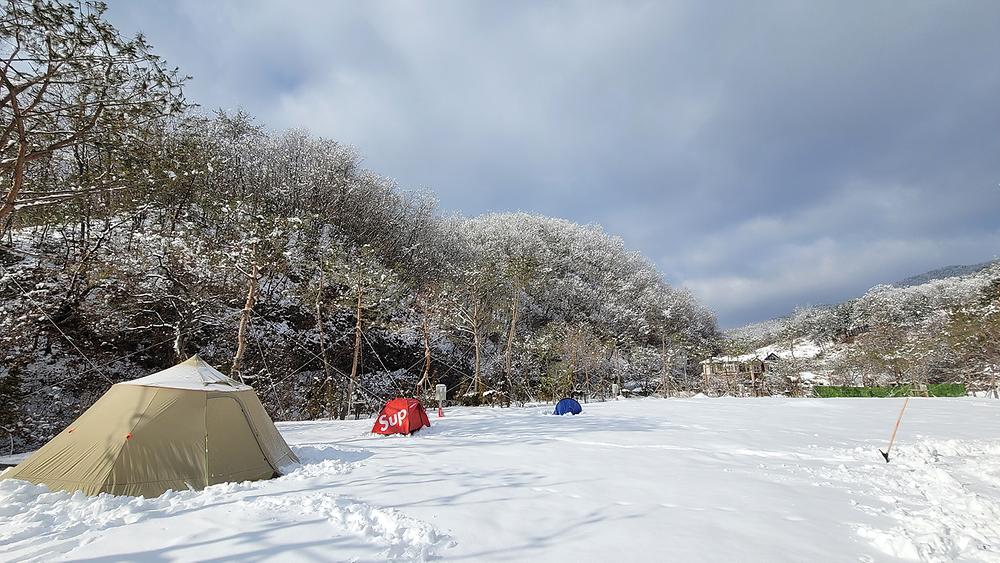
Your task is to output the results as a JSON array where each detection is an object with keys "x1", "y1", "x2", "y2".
[{"x1": 892, "y1": 260, "x2": 998, "y2": 288}]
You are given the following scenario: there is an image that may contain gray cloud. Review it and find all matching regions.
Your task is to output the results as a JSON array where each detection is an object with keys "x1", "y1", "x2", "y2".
[{"x1": 105, "y1": 0, "x2": 1000, "y2": 327}]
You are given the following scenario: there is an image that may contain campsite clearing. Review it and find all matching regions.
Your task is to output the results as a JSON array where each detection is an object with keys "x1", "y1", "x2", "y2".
[{"x1": 3, "y1": 397, "x2": 1000, "y2": 562}]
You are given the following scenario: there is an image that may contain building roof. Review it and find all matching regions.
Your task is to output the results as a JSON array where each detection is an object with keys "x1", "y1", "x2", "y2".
[{"x1": 700, "y1": 352, "x2": 768, "y2": 365}]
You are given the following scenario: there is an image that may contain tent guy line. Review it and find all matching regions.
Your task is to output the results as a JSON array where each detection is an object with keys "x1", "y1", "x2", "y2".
[{"x1": 0, "y1": 263, "x2": 112, "y2": 384}]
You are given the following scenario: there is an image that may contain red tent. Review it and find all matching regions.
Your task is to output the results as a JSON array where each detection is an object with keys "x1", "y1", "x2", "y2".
[{"x1": 372, "y1": 398, "x2": 431, "y2": 435}]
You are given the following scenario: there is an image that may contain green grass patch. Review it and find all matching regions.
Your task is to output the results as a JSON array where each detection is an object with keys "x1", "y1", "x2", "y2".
[
  {"x1": 926, "y1": 383, "x2": 967, "y2": 397},
  {"x1": 813, "y1": 384, "x2": 966, "y2": 398}
]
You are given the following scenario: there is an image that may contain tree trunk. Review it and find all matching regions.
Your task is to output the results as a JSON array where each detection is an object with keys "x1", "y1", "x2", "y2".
[
  {"x1": 173, "y1": 321, "x2": 185, "y2": 361},
  {"x1": 569, "y1": 328, "x2": 578, "y2": 398},
  {"x1": 0, "y1": 132, "x2": 27, "y2": 233},
  {"x1": 610, "y1": 344, "x2": 617, "y2": 397},
  {"x1": 660, "y1": 332, "x2": 671, "y2": 397},
  {"x1": 315, "y1": 270, "x2": 335, "y2": 418},
  {"x1": 230, "y1": 262, "x2": 258, "y2": 382},
  {"x1": 418, "y1": 313, "x2": 432, "y2": 396},
  {"x1": 472, "y1": 300, "x2": 482, "y2": 398},
  {"x1": 473, "y1": 327, "x2": 482, "y2": 397},
  {"x1": 503, "y1": 291, "x2": 519, "y2": 405},
  {"x1": 346, "y1": 283, "x2": 363, "y2": 419}
]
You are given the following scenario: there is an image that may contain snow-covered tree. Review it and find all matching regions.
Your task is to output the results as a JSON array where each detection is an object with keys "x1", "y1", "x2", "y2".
[{"x1": 1, "y1": 0, "x2": 185, "y2": 230}]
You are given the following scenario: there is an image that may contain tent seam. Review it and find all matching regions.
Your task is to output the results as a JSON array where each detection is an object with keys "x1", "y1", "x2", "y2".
[{"x1": 228, "y1": 394, "x2": 278, "y2": 473}]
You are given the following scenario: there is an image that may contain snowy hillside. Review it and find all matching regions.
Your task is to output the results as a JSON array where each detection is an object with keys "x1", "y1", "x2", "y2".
[
  {"x1": 724, "y1": 315, "x2": 792, "y2": 342},
  {"x1": 720, "y1": 261, "x2": 1000, "y2": 393},
  {"x1": 711, "y1": 339, "x2": 830, "y2": 364},
  {"x1": 3, "y1": 398, "x2": 1000, "y2": 562},
  {"x1": 893, "y1": 260, "x2": 998, "y2": 289}
]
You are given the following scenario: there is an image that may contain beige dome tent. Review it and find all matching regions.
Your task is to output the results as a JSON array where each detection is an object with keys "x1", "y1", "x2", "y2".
[{"x1": 1, "y1": 355, "x2": 298, "y2": 497}]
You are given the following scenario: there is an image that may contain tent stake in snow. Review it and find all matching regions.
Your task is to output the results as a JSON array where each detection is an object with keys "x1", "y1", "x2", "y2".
[{"x1": 879, "y1": 397, "x2": 910, "y2": 463}]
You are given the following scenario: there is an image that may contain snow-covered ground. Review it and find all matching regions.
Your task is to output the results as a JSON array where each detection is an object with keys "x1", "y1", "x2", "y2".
[
  {"x1": 0, "y1": 452, "x2": 31, "y2": 467},
  {"x1": 3, "y1": 397, "x2": 1000, "y2": 562}
]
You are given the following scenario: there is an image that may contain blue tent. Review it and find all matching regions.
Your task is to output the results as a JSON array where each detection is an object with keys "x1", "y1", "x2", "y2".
[{"x1": 553, "y1": 397, "x2": 583, "y2": 416}]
